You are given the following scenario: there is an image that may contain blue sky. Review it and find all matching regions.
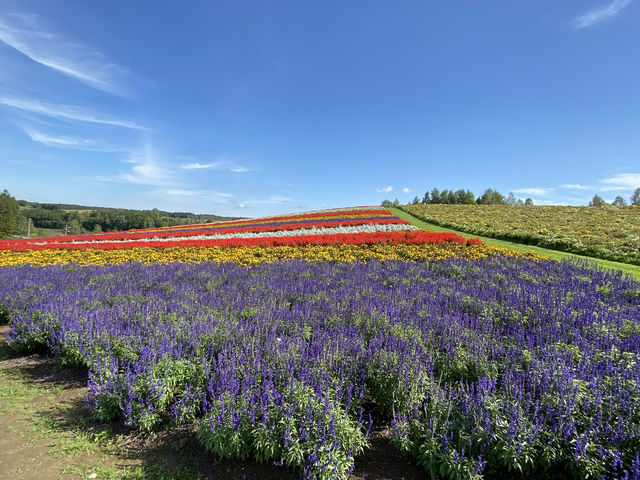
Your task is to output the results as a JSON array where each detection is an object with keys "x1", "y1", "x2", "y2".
[{"x1": 1, "y1": 1, "x2": 639, "y2": 216}]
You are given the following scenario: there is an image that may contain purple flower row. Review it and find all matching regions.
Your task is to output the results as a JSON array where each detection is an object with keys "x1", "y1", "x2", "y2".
[{"x1": 1, "y1": 257, "x2": 639, "y2": 479}]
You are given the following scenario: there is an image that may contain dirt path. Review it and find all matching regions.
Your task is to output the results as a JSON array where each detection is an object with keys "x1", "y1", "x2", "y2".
[{"x1": 0, "y1": 326, "x2": 423, "y2": 479}]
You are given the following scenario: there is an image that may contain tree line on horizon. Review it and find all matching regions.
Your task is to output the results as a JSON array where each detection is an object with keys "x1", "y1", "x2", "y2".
[
  {"x1": 382, "y1": 187, "x2": 640, "y2": 208},
  {"x1": 0, "y1": 189, "x2": 239, "y2": 239},
  {"x1": 589, "y1": 189, "x2": 640, "y2": 207},
  {"x1": 382, "y1": 188, "x2": 534, "y2": 207}
]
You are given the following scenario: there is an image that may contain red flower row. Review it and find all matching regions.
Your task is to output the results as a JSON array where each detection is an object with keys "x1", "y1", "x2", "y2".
[
  {"x1": 1, "y1": 217, "x2": 408, "y2": 247},
  {"x1": 1, "y1": 231, "x2": 480, "y2": 252}
]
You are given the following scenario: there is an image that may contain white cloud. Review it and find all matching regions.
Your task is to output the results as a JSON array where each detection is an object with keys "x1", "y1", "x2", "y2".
[
  {"x1": 179, "y1": 157, "x2": 255, "y2": 173},
  {"x1": 376, "y1": 185, "x2": 393, "y2": 194},
  {"x1": 21, "y1": 126, "x2": 125, "y2": 151},
  {"x1": 0, "y1": 96, "x2": 147, "y2": 130},
  {"x1": 0, "y1": 13, "x2": 129, "y2": 94},
  {"x1": 229, "y1": 166, "x2": 251, "y2": 173},
  {"x1": 531, "y1": 199, "x2": 564, "y2": 206},
  {"x1": 163, "y1": 189, "x2": 200, "y2": 197},
  {"x1": 571, "y1": 0, "x2": 632, "y2": 29},
  {"x1": 237, "y1": 196, "x2": 292, "y2": 209},
  {"x1": 600, "y1": 172, "x2": 640, "y2": 190},
  {"x1": 180, "y1": 162, "x2": 214, "y2": 170},
  {"x1": 561, "y1": 184, "x2": 591, "y2": 190},
  {"x1": 121, "y1": 161, "x2": 172, "y2": 186},
  {"x1": 95, "y1": 142, "x2": 176, "y2": 187},
  {"x1": 265, "y1": 195, "x2": 292, "y2": 204},
  {"x1": 401, "y1": 187, "x2": 411, "y2": 194},
  {"x1": 512, "y1": 187, "x2": 554, "y2": 196},
  {"x1": 160, "y1": 189, "x2": 233, "y2": 203}
]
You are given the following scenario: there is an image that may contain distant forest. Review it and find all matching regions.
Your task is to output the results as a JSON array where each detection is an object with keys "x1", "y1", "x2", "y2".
[{"x1": 0, "y1": 189, "x2": 241, "y2": 239}]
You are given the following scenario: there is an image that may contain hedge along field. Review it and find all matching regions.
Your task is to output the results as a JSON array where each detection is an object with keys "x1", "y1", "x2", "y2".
[
  {"x1": 1, "y1": 207, "x2": 640, "y2": 479},
  {"x1": 400, "y1": 204, "x2": 640, "y2": 266}
]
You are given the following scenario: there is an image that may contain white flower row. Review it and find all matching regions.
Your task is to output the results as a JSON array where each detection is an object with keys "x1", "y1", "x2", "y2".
[{"x1": 34, "y1": 223, "x2": 419, "y2": 246}]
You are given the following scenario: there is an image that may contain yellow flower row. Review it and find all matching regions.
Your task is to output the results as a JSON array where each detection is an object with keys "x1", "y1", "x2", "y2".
[{"x1": 0, "y1": 243, "x2": 541, "y2": 267}]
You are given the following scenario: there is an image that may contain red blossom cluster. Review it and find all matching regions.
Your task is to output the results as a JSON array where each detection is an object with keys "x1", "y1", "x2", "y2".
[
  {"x1": 1, "y1": 217, "x2": 407, "y2": 246},
  {"x1": 0, "y1": 231, "x2": 478, "y2": 252}
]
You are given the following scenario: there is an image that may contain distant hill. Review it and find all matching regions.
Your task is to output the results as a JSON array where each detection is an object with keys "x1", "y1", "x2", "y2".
[{"x1": 16, "y1": 199, "x2": 243, "y2": 237}]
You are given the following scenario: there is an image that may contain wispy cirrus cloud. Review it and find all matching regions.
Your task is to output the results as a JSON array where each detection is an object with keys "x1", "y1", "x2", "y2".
[
  {"x1": 401, "y1": 187, "x2": 411, "y2": 194},
  {"x1": 571, "y1": 0, "x2": 632, "y2": 29},
  {"x1": 179, "y1": 157, "x2": 255, "y2": 173},
  {"x1": 0, "y1": 96, "x2": 147, "y2": 130},
  {"x1": 512, "y1": 187, "x2": 554, "y2": 196},
  {"x1": 120, "y1": 159, "x2": 174, "y2": 186},
  {"x1": 376, "y1": 185, "x2": 393, "y2": 194},
  {"x1": 561, "y1": 184, "x2": 592, "y2": 190},
  {"x1": 159, "y1": 189, "x2": 233, "y2": 202},
  {"x1": 94, "y1": 142, "x2": 176, "y2": 187},
  {"x1": 21, "y1": 126, "x2": 126, "y2": 152},
  {"x1": 236, "y1": 196, "x2": 292, "y2": 209},
  {"x1": 263, "y1": 195, "x2": 292, "y2": 204},
  {"x1": 599, "y1": 172, "x2": 640, "y2": 191},
  {"x1": 0, "y1": 12, "x2": 130, "y2": 94}
]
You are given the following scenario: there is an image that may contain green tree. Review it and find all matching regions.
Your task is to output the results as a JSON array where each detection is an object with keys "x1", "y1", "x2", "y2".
[
  {"x1": 453, "y1": 189, "x2": 466, "y2": 204},
  {"x1": 422, "y1": 191, "x2": 431, "y2": 204},
  {"x1": 430, "y1": 188, "x2": 441, "y2": 204},
  {"x1": 0, "y1": 189, "x2": 22, "y2": 238},
  {"x1": 412, "y1": 196, "x2": 420, "y2": 205},
  {"x1": 446, "y1": 190, "x2": 456, "y2": 204},
  {"x1": 611, "y1": 196, "x2": 627, "y2": 206},
  {"x1": 462, "y1": 190, "x2": 475, "y2": 204},
  {"x1": 477, "y1": 188, "x2": 506, "y2": 205},
  {"x1": 631, "y1": 188, "x2": 640, "y2": 206},
  {"x1": 589, "y1": 194, "x2": 606, "y2": 206},
  {"x1": 524, "y1": 198, "x2": 534, "y2": 206},
  {"x1": 67, "y1": 219, "x2": 83, "y2": 235}
]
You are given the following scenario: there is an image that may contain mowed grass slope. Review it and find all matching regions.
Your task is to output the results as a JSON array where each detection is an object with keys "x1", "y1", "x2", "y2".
[
  {"x1": 398, "y1": 204, "x2": 640, "y2": 263},
  {"x1": 391, "y1": 206, "x2": 640, "y2": 280}
]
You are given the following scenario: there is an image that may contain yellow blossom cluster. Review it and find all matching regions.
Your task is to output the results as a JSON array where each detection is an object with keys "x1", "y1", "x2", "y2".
[{"x1": 0, "y1": 243, "x2": 541, "y2": 267}]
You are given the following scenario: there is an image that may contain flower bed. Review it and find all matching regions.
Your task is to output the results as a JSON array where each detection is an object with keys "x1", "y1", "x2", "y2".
[
  {"x1": 0, "y1": 208, "x2": 490, "y2": 266},
  {"x1": 2, "y1": 258, "x2": 639, "y2": 479}
]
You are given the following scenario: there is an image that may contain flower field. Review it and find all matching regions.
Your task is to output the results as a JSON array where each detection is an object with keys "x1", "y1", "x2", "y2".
[
  {"x1": 1, "y1": 207, "x2": 639, "y2": 479},
  {"x1": 0, "y1": 207, "x2": 501, "y2": 267},
  {"x1": 400, "y1": 204, "x2": 640, "y2": 266}
]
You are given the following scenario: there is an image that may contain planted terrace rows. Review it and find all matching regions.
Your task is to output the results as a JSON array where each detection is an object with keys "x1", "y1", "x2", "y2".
[{"x1": 0, "y1": 208, "x2": 498, "y2": 266}]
